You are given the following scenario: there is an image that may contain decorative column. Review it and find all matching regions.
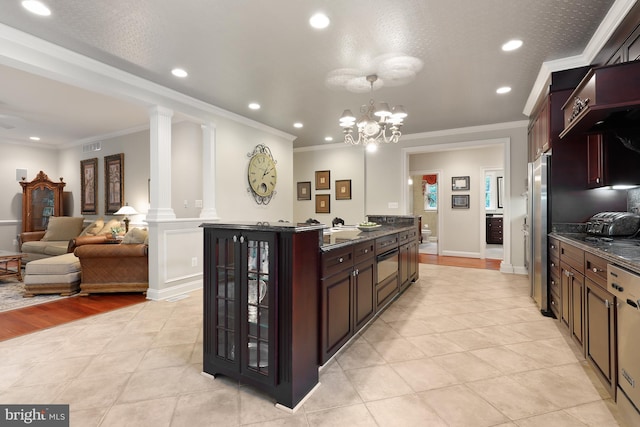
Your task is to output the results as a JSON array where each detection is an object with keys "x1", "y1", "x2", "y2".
[
  {"x1": 200, "y1": 123, "x2": 219, "y2": 220},
  {"x1": 146, "y1": 105, "x2": 176, "y2": 221}
]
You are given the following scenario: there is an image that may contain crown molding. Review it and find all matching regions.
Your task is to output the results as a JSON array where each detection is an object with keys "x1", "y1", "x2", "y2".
[
  {"x1": 0, "y1": 24, "x2": 295, "y2": 141},
  {"x1": 523, "y1": 0, "x2": 637, "y2": 116}
]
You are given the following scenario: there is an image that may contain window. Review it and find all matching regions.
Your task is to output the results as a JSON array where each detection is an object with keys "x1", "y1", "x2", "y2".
[
  {"x1": 421, "y1": 174, "x2": 438, "y2": 211},
  {"x1": 485, "y1": 175, "x2": 493, "y2": 209}
]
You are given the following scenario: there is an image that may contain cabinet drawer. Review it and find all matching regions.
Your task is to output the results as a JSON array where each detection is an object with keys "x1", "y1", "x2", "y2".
[
  {"x1": 549, "y1": 237, "x2": 560, "y2": 259},
  {"x1": 549, "y1": 289, "x2": 561, "y2": 319},
  {"x1": 354, "y1": 240, "x2": 375, "y2": 263},
  {"x1": 585, "y1": 252, "x2": 607, "y2": 288},
  {"x1": 398, "y1": 228, "x2": 418, "y2": 244},
  {"x1": 549, "y1": 269, "x2": 561, "y2": 298},
  {"x1": 321, "y1": 246, "x2": 353, "y2": 278},
  {"x1": 376, "y1": 234, "x2": 399, "y2": 253},
  {"x1": 560, "y1": 242, "x2": 584, "y2": 273},
  {"x1": 549, "y1": 254, "x2": 560, "y2": 279}
]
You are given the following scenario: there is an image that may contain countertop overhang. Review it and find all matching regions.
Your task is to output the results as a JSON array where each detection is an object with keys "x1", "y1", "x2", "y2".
[{"x1": 550, "y1": 232, "x2": 640, "y2": 274}]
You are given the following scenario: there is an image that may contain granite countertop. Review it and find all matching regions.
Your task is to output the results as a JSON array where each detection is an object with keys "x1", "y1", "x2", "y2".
[
  {"x1": 321, "y1": 225, "x2": 414, "y2": 252},
  {"x1": 200, "y1": 221, "x2": 326, "y2": 233},
  {"x1": 550, "y1": 232, "x2": 640, "y2": 274}
]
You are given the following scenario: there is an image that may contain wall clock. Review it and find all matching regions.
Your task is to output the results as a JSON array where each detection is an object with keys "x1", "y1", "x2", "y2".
[{"x1": 247, "y1": 144, "x2": 277, "y2": 204}]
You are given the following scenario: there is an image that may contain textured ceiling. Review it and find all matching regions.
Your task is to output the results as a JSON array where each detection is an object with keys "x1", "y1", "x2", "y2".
[{"x1": 0, "y1": 0, "x2": 621, "y2": 147}]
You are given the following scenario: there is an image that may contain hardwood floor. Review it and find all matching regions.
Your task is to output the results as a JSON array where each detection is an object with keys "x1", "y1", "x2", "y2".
[
  {"x1": 0, "y1": 255, "x2": 499, "y2": 342},
  {"x1": 0, "y1": 293, "x2": 146, "y2": 342},
  {"x1": 419, "y1": 253, "x2": 502, "y2": 270}
]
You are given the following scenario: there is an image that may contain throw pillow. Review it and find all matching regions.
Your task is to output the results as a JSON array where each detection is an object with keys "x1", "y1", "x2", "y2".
[
  {"x1": 41, "y1": 217, "x2": 85, "y2": 241},
  {"x1": 79, "y1": 218, "x2": 104, "y2": 236},
  {"x1": 122, "y1": 227, "x2": 148, "y2": 244},
  {"x1": 97, "y1": 219, "x2": 122, "y2": 235}
]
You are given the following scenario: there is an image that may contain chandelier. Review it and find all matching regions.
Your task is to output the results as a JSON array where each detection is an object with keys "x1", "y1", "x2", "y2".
[{"x1": 339, "y1": 75, "x2": 407, "y2": 146}]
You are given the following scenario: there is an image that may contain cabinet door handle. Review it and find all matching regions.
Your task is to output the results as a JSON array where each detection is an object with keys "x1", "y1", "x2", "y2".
[
  {"x1": 364, "y1": 249, "x2": 368, "y2": 253},
  {"x1": 564, "y1": 270, "x2": 574, "y2": 277},
  {"x1": 233, "y1": 235, "x2": 237, "y2": 243},
  {"x1": 551, "y1": 280, "x2": 555, "y2": 286},
  {"x1": 592, "y1": 267, "x2": 603, "y2": 273},
  {"x1": 239, "y1": 236, "x2": 245, "y2": 243},
  {"x1": 338, "y1": 257, "x2": 343, "y2": 263},
  {"x1": 604, "y1": 299, "x2": 610, "y2": 309},
  {"x1": 551, "y1": 262, "x2": 555, "y2": 267}
]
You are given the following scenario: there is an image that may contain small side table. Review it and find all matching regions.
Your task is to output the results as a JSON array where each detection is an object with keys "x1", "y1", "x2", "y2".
[{"x1": 0, "y1": 251, "x2": 25, "y2": 282}]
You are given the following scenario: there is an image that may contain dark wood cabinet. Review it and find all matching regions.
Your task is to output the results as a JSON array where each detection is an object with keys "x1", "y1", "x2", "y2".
[
  {"x1": 584, "y1": 252, "x2": 616, "y2": 398},
  {"x1": 527, "y1": 90, "x2": 572, "y2": 162},
  {"x1": 320, "y1": 240, "x2": 376, "y2": 364},
  {"x1": 586, "y1": 133, "x2": 640, "y2": 188},
  {"x1": 559, "y1": 242, "x2": 585, "y2": 351},
  {"x1": 203, "y1": 224, "x2": 321, "y2": 410},
  {"x1": 548, "y1": 237, "x2": 561, "y2": 319},
  {"x1": 486, "y1": 216, "x2": 503, "y2": 244},
  {"x1": 20, "y1": 171, "x2": 65, "y2": 233},
  {"x1": 399, "y1": 228, "x2": 419, "y2": 292}
]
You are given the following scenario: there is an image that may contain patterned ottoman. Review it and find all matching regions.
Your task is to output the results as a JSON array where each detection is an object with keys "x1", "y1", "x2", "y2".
[{"x1": 23, "y1": 253, "x2": 81, "y2": 297}]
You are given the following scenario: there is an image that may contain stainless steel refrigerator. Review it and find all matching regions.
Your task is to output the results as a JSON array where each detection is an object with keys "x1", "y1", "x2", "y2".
[{"x1": 528, "y1": 154, "x2": 551, "y2": 315}]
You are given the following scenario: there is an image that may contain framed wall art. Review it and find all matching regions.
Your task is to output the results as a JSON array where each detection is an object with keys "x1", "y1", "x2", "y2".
[
  {"x1": 105, "y1": 153, "x2": 124, "y2": 214},
  {"x1": 297, "y1": 181, "x2": 311, "y2": 200},
  {"x1": 315, "y1": 194, "x2": 330, "y2": 213},
  {"x1": 335, "y1": 179, "x2": 352, "y2": 200},
  {"x1": 497, "y1": 176, "x2": 504, "y2": 208},
  {"x1": 80, "y1": 158, "x2": 98, "y2": 214},
  {"x1": 315, "y1": 170, "x2": 330, "y2": 190},
  {"x1": 452, "y1": 176, "x2": 470, "y2": 191},
  {"x1": 452, "y1": 194, "x2": 470, "y2": 209}
]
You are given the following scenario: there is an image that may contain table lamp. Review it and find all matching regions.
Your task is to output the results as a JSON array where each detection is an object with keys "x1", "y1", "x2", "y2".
[{"x1": 114, "y1": 203, "x2": 138, "y2": 232}]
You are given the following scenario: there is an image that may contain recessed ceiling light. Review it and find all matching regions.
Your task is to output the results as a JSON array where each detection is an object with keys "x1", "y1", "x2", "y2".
[
  {"x1": 496, "y1": 86, "x2": 512, "y2": 94},
  {"x1": 22, "y1": 1, "x2": 51, "y2": 16},
  {"x1": 171, "y1": 68, "x2": 188, "y2": 78},
  {"x1": 309, "y1": 13, "x2": 330, "y2": 29},
  {"x1": 366, "y1": 144, "x2": 378, "y2": 153},
  {"x1": 324, "y1": 136, "x2": 333, "y2": 142},
  {"x1": 293, "y1": 122, "x2": 303, "y2": 128},
  {"x1": 502, "y1": 39, "x2": 523, "y2": 51},
  {"x1": 29, "y1": 136, "x2": 41, "y2": 141},
  {"x1": 248, "y1": 103, "x2": 261, "y2": 110}
]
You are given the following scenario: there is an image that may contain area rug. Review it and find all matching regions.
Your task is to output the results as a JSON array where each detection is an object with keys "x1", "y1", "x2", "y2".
[{"x1": 0, "y1": 279, "x2": 67, "y2": 312}]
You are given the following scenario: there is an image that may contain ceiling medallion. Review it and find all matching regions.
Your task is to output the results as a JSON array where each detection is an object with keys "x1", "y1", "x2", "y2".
[{"x1": 339, "y1": 74, "x2": 407, "y2": 146}]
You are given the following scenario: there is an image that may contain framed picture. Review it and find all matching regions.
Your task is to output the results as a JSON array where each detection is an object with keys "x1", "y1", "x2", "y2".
[
  {"x1": 297, "y1": 181, "x2": 311, "y2": 200},
  {"x1": 105, "y1": 153, "x2": 124, "y2": 214},
  {"x1": 452, "y1": 194, "x2": 470, "y2": 209},
  {"x1": 335, "y1": 179, "x2": 352, "y2": 200},
  {"x1": 452, "y1": 176, "x2": 470, "y2": 191},
  {"x1": 315, "y1": 170, "x2": 330, "y2": 190},
  {"x1": 497, "y1": 176, "x2": 504, "y2": 208},
  {"x1": 80, "y1": 158, "x2": 98, "y2": 214},
  {"x1": 315, "y1": 194, "x2": 330, "y2": 213}
]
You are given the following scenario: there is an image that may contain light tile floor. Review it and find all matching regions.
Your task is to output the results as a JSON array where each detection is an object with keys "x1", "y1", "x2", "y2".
[{"x1": 0, "y1": 264, "x2": 624, "y2": 426}]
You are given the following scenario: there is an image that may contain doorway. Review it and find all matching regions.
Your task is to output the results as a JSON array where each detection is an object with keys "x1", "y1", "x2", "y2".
[
  {"x1": 483, "y1": 168, "x2": 504, "y2": 261},
  {"x1": 410, "y1": 172, "x2": 439, "y2": 255}
]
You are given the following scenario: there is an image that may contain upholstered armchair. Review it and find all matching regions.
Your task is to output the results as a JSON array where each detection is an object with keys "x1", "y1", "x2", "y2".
[{"x1": 73, "y1": 228, "x2": 149, "y2": 296}]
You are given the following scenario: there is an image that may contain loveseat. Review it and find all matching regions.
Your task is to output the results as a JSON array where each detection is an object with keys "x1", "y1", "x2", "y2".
[
  {"x1": 19, "y1": 217, "x2": 121, "y2": 261},
  {"x1": 73, "y1": 227, "x2": 149, "y2": 295}
]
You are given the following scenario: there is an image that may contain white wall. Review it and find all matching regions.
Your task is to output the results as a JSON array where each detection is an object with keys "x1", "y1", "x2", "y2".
[
  {"x1": 409, "y1": 146, "x2": 504, "y2": 255},
  {"x1": 292, "y1": 123, "x2": 528, "y2": 274},
  {"x1": 0, "y1": 142, "x2": 60, "y2": 251},
  {"x1": 293, "y1": 144, "x2": 365, "y2": 225}
]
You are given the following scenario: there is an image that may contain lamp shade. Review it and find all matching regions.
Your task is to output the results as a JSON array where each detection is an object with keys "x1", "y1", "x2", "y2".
[{"x1": 114, "y1": 205, "x2": 138, "y2": 216}]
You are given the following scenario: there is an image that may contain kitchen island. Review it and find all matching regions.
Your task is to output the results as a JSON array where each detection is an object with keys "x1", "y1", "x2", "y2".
[{"x1": 201, "y1": 216, "x2": 419, "y2": 410}]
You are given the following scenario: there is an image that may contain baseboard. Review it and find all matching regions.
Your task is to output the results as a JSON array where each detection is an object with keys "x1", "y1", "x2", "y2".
[{"x1": 146, "y1": 278, "x2": 202, "y2": 301}]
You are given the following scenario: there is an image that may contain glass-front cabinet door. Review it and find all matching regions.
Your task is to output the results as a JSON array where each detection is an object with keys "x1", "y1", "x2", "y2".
[
  {"x1": 240, "y1": 232, "x2": 276, "y2": 385},
  {"x1": 205, "y1": 229, "x2": 276, "y2": 386}
]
